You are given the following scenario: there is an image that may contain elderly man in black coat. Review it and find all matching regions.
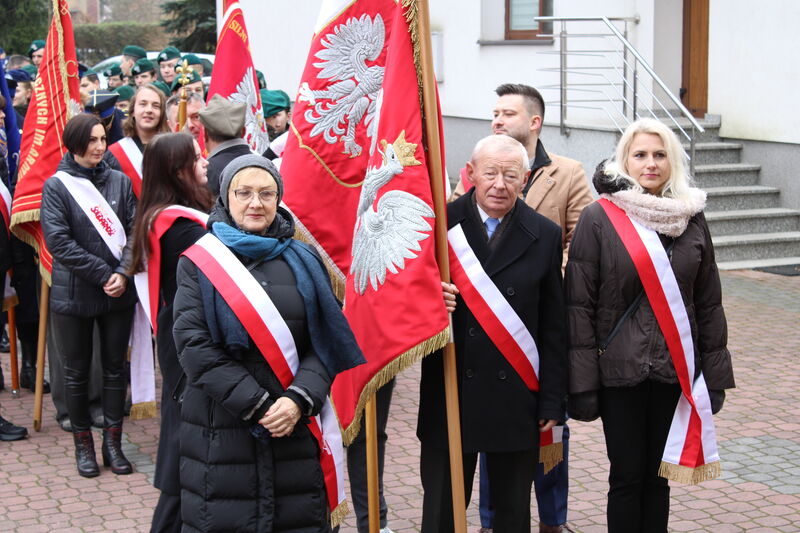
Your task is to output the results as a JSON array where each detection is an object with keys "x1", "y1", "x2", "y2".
[
  {"x1": 200, "y1": 94, "x2": 252, "y2": 198},
  {"x1": 417, "y1": 135, "x2": 568, "y2": 533}
]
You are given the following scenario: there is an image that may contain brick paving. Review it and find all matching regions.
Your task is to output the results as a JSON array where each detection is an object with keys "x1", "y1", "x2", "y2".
[{"x1": 0, "y1": 269, "x2": 798, "y2": 532}]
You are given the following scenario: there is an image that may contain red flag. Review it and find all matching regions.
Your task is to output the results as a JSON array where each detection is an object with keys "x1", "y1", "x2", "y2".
[
  {"x1": 207, "y1": 1, "x2": 269, "y2": 154},
  {"x1": 283, "y1": 0, "x2": 449, "y2": 443},
  {"x1": 10, "y1": 0, "x2": 81, "y2": 281}
]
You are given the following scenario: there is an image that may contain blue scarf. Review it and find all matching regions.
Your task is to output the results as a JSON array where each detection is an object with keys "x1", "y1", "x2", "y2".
[{"x1": 198, "y1": 221, "x2": 364, "y2": 379}]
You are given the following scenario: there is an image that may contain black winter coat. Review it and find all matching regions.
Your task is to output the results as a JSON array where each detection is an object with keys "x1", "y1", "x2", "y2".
[
  {"x1": 41, "y1": 153, "x2": 137, "y2": 317},
  {"x1": 205, "y1": 140, "x2": 252, "y2": 197},
  {"x1": 565, "y1": 199, "x2": 736, "y2": 394},
  {"x1": 173, "y1": 249, "x2": 333, "y2": 533},
  {"x1": 417, "y1": 192, "x2": 568, "y2": 453},
  {"x1": 153, "y1": 218, "x2": 207, "y2": 495}
]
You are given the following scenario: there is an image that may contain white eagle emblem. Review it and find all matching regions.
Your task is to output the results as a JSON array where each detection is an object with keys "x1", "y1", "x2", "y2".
[
  {"x1": 350, "y1": 131, "x2": 434, "y2": 294},
  {"x1": 297, "y1": 13, "x2": 386, "y2": 158},
  {"x1": 228, "y1": 67, "x2": 270, "y2": 154}
]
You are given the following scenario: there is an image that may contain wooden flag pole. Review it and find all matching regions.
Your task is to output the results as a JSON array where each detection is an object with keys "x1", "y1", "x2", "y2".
[
  {"x1": 33, "y1": 279, "x2": 49, "y2": 431},
  {"x1": 365, "y1": 394, "x2": 380, "y2": 533},
  {"x1": 417, "y1": 1, "x2": 467, "y2": 531},
  {"x1": 7, "y1": 304, "x2": 20, "y2": 396}
]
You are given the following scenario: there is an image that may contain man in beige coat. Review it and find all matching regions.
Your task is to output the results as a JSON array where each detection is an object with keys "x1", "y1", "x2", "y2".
[
  {"x1": 452, "y1": 83, "x2": 591, "y2": 533},
  {"x1": 451, "y1": 83, "x2": 593, "y2": 271}
]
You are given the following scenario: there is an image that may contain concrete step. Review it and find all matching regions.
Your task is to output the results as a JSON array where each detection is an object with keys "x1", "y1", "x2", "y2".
[
  {"x1": 712, "y1": 231, "x2": 800, "y2": 262},
  {"x1": 684, "y1": 142, "x2": 743, "y2": 165},
  {"x1": 667, "y1": 117, "x2": 721, "y2": 143},
  {"x1": 706, "y1": 208, "x2": 800, "y2": 236},
  {"x1": 693, "y1": 163, "x2": 761, "y2": 187},
  {"x1": 717, "y1": 256, "x2": 800, "y2": 271},
  {"x1": 704, "y1": 185, "x2": 780, "y2": 211}
]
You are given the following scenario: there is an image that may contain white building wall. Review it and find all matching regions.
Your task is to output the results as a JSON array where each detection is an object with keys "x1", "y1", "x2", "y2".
[{"x1": 708, "y1": 0, "x2": 800, "y2": 144}]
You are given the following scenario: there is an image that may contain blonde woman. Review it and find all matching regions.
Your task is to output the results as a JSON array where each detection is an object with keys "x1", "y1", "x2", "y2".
[{"x1": 565, "y1": 118, "x2": 734, "y2": 532}]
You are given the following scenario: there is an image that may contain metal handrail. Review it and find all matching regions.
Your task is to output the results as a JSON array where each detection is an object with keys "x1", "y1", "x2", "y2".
[{"x1": 535, "y1": 16, "x2": 704, "y2": 173}]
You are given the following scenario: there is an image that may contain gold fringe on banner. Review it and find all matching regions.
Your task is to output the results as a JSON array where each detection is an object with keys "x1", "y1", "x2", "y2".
[
  {"x1": 658, "y1": 459, "x2": 721, "y2": 485},
  {"x1": 539, "y1": 442, "x2": 564, "y2": 475},
  {"x1": 129, "y1": 401, "x2": 158, "y2": 420},
  {"x1": 329, "y1": 499, "x2": 350, "y2": 528},
  {"x1": 337, "y1": 326, "x2": 449, "y2": 446},
  {"x1": 2, "y1": 295, "x2": 20, "y2": 312},
  {"x1": 287, "y1": 210, "x2": 346, "y2": 301},
  {"x1": 401, "y1": 0, "x2": 424, "y2": 110}
]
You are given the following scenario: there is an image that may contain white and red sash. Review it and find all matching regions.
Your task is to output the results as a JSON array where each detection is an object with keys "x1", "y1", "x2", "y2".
[
  {"x1": 133, "y1": 205, "x2": 208, "y2": 332},
  {"x1": 0, "y1": 179, "x2": 18, "y2": 310},
  {"x1": 447, "y1": 223, "x2": 562, "y2": 472},
  {"x1": 54, "y1": 171, "x2": 156, "y2": 419},
  {"x1": 599, "y1": 198, "x2": 721, "y2": 484},
  {"x1": 109, "y1": 137, "x2": 143, "y2": 198},
  {"x1": 182, "y1": 234, "x2": 348, "y2": 524}
]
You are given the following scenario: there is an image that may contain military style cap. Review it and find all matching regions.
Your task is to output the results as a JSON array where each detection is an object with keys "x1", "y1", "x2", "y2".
[
  {"x1": 132, "y1": 58, "x2": 156, "y2": 76},
  {"x1": 255, "y1": 70, "x2": 266, "y2": 90},
  {"x1": 21, "y1": 64, "x2": 38, "y2": 78},
  {"x1": 113, "y1": 85, "x2": 135, "y2": 102},
  {"x1": 122, "y1": 45, "x2": 147, "y2": 59},
  {"x1": 158, "y1": 46, "x2": 181, "y2": 63},
  {"x1": 170, "y1": 70, "x2": 202, "y2": 92},
  {"x1": 7, "y1": 69, "x2": 33, "y2": 83},
  {"x1": 103, "y1": 64, "x2": 122, "y2": 78},
  {"x1": 27, "y1": 40, "x2": 45, "y2": 57},
  {"x1": 182, "y1": 53, "x2": 202, "y2": 66},
  {"x1": 199, "y1": 94, "x2": 247, "y2": 138},
  {"x1": 85, "y1": 90, "x2": 119, "y2": 119},
  {"x1": 80, "y1": 67, "x2": 97, "y2": 79},
  {"x1": 151, "y1": 81, "x2": 171, "y2": 98},
  {"x1": 262, "y1": 89, "x2": 291, "y2": 118}
]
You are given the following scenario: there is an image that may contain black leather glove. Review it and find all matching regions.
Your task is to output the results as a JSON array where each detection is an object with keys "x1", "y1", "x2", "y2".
[
  {"x1": 568, "y1": 391, "x2": 600, "y2": 422},
  {"x1": 709, "y1": 389, "x2": 725, "y2": 415}
]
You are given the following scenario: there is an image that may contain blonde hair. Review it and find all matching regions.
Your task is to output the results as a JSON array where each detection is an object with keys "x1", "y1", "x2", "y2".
[{"x1": 603, "y1": 118, "x2": 693, "y2": 199}]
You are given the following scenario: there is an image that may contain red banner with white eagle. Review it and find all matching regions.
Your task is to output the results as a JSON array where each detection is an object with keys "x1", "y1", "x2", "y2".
[
  {"x1": 10, "y1": 0, "x2": 81, "y2": 281},
  {"x1": 206, "y1": 0, "x2": 269, "y2": 154},
  {"x1": 281, "y1": 0, "x2": 449, "y2": 443}
]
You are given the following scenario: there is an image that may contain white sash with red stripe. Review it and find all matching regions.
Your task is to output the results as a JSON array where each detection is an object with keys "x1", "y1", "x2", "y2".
[
  {"x1": 109, "y1": 137, "x2": 143, "y2": 198},
  {"x1": 599, "y1": 198, "x2": 721, "y2": 484},
  {"x1": 447, "y1": 223, "x2": 562, "y2": 472},
  {"x1": 133, "y1": 205, "x2": 208, "y2": 331},
  {"x1": 183, "y1": 233, "x2": 347, "y2": 524},
  {"x1": 54, "y1": 171, "x2": 156, "y2": 419}
]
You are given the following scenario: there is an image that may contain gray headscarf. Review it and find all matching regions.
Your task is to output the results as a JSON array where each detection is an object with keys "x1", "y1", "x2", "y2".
[{"x1": 218, "y1": 154, "x2": 283, "y2": 209}]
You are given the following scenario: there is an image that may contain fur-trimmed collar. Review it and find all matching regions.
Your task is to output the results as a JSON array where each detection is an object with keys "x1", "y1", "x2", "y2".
[{"x1": 601, "y1": 188, "x2": 707, "y2": 237}]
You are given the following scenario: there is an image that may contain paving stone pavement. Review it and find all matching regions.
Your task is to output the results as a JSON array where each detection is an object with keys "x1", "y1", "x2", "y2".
[{"x1": 0, "y1": 269, "x2": 798, "y2": 532}]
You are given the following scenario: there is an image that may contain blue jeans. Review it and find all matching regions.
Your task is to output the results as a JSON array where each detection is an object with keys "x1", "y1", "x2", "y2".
[{"x1": 479, "y1": 424, "x2": 570, "y2": 527}]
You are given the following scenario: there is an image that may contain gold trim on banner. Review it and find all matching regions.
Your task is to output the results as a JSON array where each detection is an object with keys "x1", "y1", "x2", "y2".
[
  {"x1": 129, "y1": 401, "x2": 157, "y2": 420},
  {"x1": 288, "y1": 123, "x2": 364, "y2": 189},
  {"x1": 539, "y1": 442, "x2": 564, "y2": 475},
  {"x1": 329, "y1": 499, "x2": 350, "y2": 528},
  {"x1": 335, "y1": 326, "x2": 449, "y2": 446}
]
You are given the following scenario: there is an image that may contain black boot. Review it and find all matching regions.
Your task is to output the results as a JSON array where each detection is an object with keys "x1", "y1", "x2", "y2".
[
  {"x1": 73, "y1": 430, "x2": 100, "y2": 478},
  {"x1": 0, "y1": 416, "x2": 28, "y2": 441},
  {"x1": 19, "y1": 340, "x2": 50, "y2": 393},
  {"x1": 102, "y1": 426, "x2": 133, "y2": 475}
]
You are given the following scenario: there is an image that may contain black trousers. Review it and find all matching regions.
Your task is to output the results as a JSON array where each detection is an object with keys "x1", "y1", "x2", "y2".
[
  {"x1": 346, "y1": 378, "x2": 395, "y2": 533},
  {"x1": 50, "y1": 307, "x2": 134, "y2": 431},
  {"x1": 600, "y1": 380, "x2": 682, "y2": 533},
  {"x1": 420, "y1": 444, "x2": 536, "y2": 533}
]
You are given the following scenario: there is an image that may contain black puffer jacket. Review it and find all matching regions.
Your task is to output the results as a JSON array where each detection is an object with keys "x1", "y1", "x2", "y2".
[
  {"x1": 41, "y1": 153, "x2": 137, "y2": 317},
  {"x1": 173, "y1": 218, "x2": 333, "y2": 533},
  {"x1": 565, "y1": 172, "x2": 735, "y2": 394}
]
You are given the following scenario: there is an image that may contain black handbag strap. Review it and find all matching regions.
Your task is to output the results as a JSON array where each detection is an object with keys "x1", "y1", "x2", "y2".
[{"x1": 598, "y1": 238, "x2": 675, "y2": 355}]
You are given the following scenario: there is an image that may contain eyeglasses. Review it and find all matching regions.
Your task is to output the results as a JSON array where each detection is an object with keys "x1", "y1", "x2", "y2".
[{"x1": 232, "y1": 189, "x2": 278, "y2": 204}]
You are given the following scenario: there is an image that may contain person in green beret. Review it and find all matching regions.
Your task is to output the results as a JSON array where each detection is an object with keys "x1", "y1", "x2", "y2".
[
  {"x1": 157, "y1": 46, "x2": 181, "y2": 84},
  {"x1": 132, "y1": 58, "x2": 157, "y2": 87},
  {"x1": 79, "y1": 68, "x2": 101, "y2": 95},
  {"x1": 170, "y1": 70, "x2": 204, "y2": 97},
  {"x1": 120, "y1": 45, "x2": 147, "y2": 79},
  {"x1": 261, "y1": 89, "x2": 292, "y2": 141},
  {"x1": 113, "y1": 85, "x2": 135, "y2": 115},
  {"x1": 28, "y1": 39, "x2": 45, "y2": 66},
  {"x1": 256, "y1": 69, "x2": 267, "y2": 90},
  {"x1": 151, "y1": 80, "x2": 171, "y2": 99},
  {"x1": 103, "y1": 64, "x2": 124, "y2": 89},
  {"x1": 181, "y1": 54, "x2": 205, "y2": 77}
]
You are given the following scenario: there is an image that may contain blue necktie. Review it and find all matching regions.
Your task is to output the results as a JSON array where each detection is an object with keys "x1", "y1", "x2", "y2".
[{"x1": 485, "y1": 217, "x2": 500, "y2": 239}]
